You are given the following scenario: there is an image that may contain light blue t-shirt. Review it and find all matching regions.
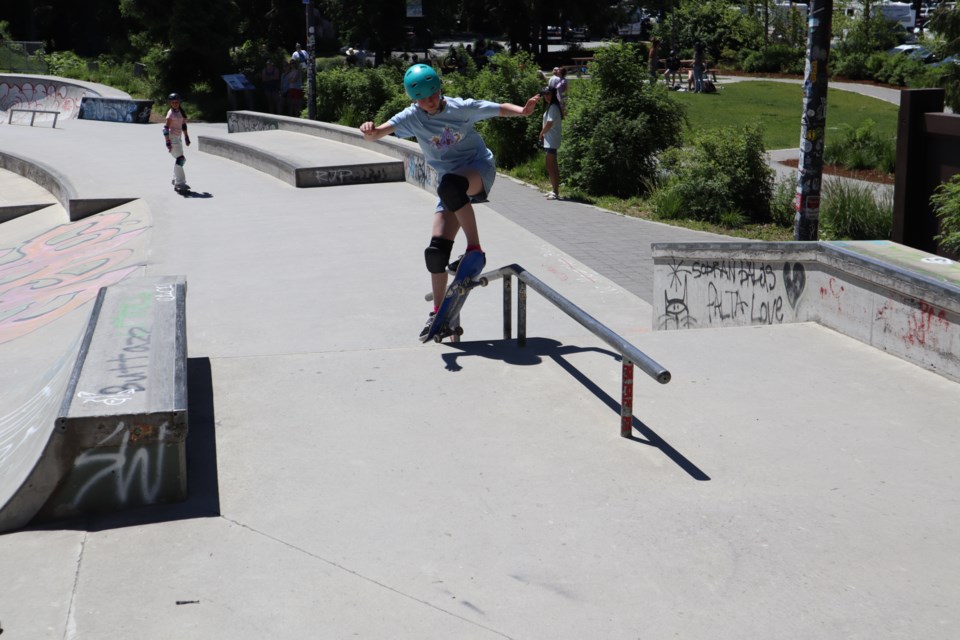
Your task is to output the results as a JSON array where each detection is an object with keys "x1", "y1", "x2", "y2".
[
  {"x1": 389, "y1": 97, "x2": 501, "y2": 186},
  {"x1": 542, "y1": 102, "x2": 562, "y2": 150}
]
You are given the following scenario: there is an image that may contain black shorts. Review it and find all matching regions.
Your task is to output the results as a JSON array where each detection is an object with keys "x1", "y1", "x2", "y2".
[{"x1": 544, "y1": 148, "x2": 558, "y2": 156}]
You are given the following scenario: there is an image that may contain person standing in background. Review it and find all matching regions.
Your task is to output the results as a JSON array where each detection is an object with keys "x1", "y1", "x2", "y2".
[
  {"x1": 539, "y1": 86, "x2": 563, "y2": 200},
  {"x1": 285, "y1": 60, "x2": 303, "y2": 116},
  {"x1": 261, "y1": 59, "x2": 281, "y2": 114}
]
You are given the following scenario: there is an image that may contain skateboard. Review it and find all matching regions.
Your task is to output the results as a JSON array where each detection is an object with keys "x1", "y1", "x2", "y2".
[{"x1": 421, "y1": 251, "x2": 488, "y2": 343}]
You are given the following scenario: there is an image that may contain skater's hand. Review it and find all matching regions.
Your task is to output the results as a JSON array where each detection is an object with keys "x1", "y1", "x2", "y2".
[
  {"x1": 185, "y1": 136, "x2": 191, "y2": 146},
  {"x1": 166, "y1": 141, "x2": 172, "y2": 151},
  {"x1": 521, "y1": 94, "x2": 541, "y2": 116}
]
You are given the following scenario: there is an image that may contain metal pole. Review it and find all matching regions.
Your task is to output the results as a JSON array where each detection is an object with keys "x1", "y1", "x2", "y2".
[
  {"x1": 306, "y1": 0, "x2": 317, "y2": 120},
  {"x1": 621, "y1": 360, "x2": 634, "y2": 437},
  {"x1": 518, "y1": 280, "x2": 527, "y2": 347},
  {"x1": 503, "y1": 276, "x2": 512, "y2": 340},
  {"x1": 794, "y1": 0, "x2": 833, "y2": 241}
]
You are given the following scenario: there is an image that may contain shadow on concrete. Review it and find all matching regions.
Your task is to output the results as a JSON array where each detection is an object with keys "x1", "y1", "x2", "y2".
[
  {"x1": 444, "y1": 338, "x2": 710, "y2": 481},
  {"x1": 30, "y1": 357, "x2": 221, "y2": 533},
  {"x1": 176, "y1": 189, "x2": 214, "y2": 199}
]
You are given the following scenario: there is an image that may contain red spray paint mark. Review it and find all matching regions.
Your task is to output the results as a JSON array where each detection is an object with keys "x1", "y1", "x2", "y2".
[{"x1": 903, "y1": 299, "x2": 949, "y2": 347}]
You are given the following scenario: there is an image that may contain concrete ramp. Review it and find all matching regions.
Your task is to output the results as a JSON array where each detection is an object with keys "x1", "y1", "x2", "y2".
[
  {"x1": 1, "y1": 73, "x2": 129, "y2": 122},
  {"x1": 0, "y1": 167, "x2": 59, "y2": 223},
  {"x1": 0, "y1": 201, "x2": 152, "y2": 531},
  {"x1": 0, "y1": 148, "x2": 136, "y2": 221},
  {"x1": 198, "y1": 129, "x2": 405, "y2": 188}
]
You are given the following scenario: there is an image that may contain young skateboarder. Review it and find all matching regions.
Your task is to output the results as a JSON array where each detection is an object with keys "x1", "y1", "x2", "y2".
[
  {"x1": 359, "y1": 64, "x2": 541, "y2": 339},
  {"x1": 163, "y1": 93, "x2": 191, "y2": 191}
]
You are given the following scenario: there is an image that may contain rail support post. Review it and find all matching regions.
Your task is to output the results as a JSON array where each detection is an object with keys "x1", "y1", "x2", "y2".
[
  {"x1": 503, "y1": 276, "x2": 512, "y2": 340},
  {"x1": 517, "y1": 279, "x2": 527, "y2": 347},
  {"x1": 621, "y1": 359, "x2": 634, "y2": 437}
]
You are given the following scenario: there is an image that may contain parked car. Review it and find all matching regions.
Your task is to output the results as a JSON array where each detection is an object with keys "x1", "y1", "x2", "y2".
[
  {"x1": 931, "y1": 54, "x2": 959, "y2": 67},
  {"x1": 565, "y1": 26, "x2": 590, "y2": 42},
  {"x1": 886, "y1": 43, "x2": 936, "y2": 63}
]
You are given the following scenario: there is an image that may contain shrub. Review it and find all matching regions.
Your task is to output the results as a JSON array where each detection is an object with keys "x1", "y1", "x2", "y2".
[
  {"x1": 471, "y1": 51, "x2": 544, "y2": 168},
  {"x1": 560, "y1": 42, "x2": 685, "y2": 197},
  {"x1": 741, "y1": 44, "x2": 804, "y2": 74},
  {"x1": 832, "y1": 51, "x2": 872, "y2": 80},
  {"x1": 823, "y1": 119, "x2": 895, "y2": 173},
  {"x1": 771, "y1": 177, "x2": 797, "y2": 227},
  {"x1": 819, "y1": 178, "x2": 893, "y2": 239},
  {"x1": 314, "y1": 65, "x2": 402, "y2": 126},
  {"x1": 653, "y1": 124, "x2": 774, "y2": 224},
  {"x1": 42, "y1": 51, "x2": 87, "y2": 77},
  {"x1": 931, "y1": 173, "x2": 960, "y2": 254},
  {"x1": 874, "y1": 52, "x2": 927, "y2": 86}
]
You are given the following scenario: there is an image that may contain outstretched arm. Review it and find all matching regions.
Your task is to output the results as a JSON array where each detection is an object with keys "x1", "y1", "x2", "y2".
[
  {"x1": 499, "y1": 94, "x2": 541, "y2": 117},
  {"x1": 360, "y1": 121, "x2": 395, "y2": 141}
]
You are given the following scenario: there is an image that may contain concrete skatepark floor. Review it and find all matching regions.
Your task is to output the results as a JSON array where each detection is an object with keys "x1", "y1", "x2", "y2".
[{"x1": 0, "y1": 99, "x2": 958, "y2": 639}]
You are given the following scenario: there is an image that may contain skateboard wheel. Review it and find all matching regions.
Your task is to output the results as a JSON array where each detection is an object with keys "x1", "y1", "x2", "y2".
[
  {"x1": 478, "y1": 277, "x2": 488, "y2": 287},
  {"x1": 454, "y1": 326, "x2": 464, "y2": 336},
  {"x1": 424, "y1": 293, "x2": 434, "y2": 302},
  {"x1": 433, "y1": 334, "x2": 443, "y2": 343}
]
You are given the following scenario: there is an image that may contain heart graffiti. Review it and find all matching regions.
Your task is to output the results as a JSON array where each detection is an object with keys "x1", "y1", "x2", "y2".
[{"x1": 783, "y1": 263, "x2": 806, "y2": 308}]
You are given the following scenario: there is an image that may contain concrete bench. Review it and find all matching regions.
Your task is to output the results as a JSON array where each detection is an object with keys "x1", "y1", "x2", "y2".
[
  {"x1": 38, "y1": 275, "x2": 189, "y2": 522},
  {"x1": 8, "y1": 108, "x2": 59, "y2": 128}
]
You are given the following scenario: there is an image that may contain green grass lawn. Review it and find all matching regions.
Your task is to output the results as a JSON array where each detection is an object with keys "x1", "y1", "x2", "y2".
[{"x1": 673, "y1": 80, "x2": 899, "y2": 149}]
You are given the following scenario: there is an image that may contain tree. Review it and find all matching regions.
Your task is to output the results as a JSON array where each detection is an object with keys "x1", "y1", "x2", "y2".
[
  {"x1": 121, "y1": 0, "x2": 238, "y2": 106},
  {"x1": 929, "y1": 5, "x2": 960, "y2": 111},
  {"x1": 560, "y1": 42, "x2": 685, "y2": 197}
]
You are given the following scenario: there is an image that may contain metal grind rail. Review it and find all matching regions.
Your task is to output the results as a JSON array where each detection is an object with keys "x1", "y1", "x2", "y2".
[{"x1": 482, "y1": 264, "x2": 671, "y2": 437}]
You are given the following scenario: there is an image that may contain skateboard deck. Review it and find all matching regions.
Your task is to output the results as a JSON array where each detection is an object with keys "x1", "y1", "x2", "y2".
[{"x1": 422, "y1": 251, "x2": 487, "y2": 343}]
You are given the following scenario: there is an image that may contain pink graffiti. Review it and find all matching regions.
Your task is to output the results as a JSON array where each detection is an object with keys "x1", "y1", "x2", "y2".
[
  {"x1": 903, "y1": 299, "x2": 949, "y2": 347},
  {"x1": 0, "y1": 81, "x2": 86, "y2": 119},
  {"x1": 0, "y1": 211, "x2": 149, "y2": 344}
]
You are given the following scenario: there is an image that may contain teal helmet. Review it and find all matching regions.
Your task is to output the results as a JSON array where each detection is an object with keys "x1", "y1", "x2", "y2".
[{"x1": 403, "y1": 64, "x2": 441, "y2": 100}]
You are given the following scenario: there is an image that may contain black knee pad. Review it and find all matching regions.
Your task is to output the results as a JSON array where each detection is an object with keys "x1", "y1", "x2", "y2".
[
  {"x1": 437, "y1": 174, "x2": 470, "y2": 212},
  {"x1": 424, "y1": 237, "x2": 454, "y2": 273}
]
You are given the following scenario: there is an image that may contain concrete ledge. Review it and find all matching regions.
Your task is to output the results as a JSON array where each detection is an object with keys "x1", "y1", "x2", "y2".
[
  {"x1": 33, "y1": 276, "x2": 189, "y2": 525},
  {"x1": 198, "y1": 134, "x2": 299, "y2": 186},
  {"x1": 653, "y1": 240, "x2": 960, "y2": 381},
  {"x1": 0, "y1": 149, "x2": 135, "y2": 221},
  {"x1": 226, "y1": 110, "x2": 440, "y2": 193},
  {"x1": 198, "y1": 129, "x2": 405, "y2": 188}
]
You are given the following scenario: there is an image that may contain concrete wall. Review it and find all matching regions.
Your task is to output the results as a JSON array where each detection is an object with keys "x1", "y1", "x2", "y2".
[
  {"x1": 78, "y1": 97, "x2": 153, "y2": 124},
  {"x1": 653, "y1": 241, "x2": 960, "y2": 381}
]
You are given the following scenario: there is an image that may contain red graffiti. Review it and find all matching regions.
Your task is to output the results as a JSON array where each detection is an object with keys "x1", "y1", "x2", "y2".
[
  {"x1": 0, "y1": 210, "x2": 149, "y2": 344},
  {"x1": 543, "y1": 264, "x2": 569, "y2": 282},
  {"x1": 819, "y1": 277, "x2": 845, "y2": 299},
  {"x1": 903, "y1": 299, "x2": 949, "y2": 347}
]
